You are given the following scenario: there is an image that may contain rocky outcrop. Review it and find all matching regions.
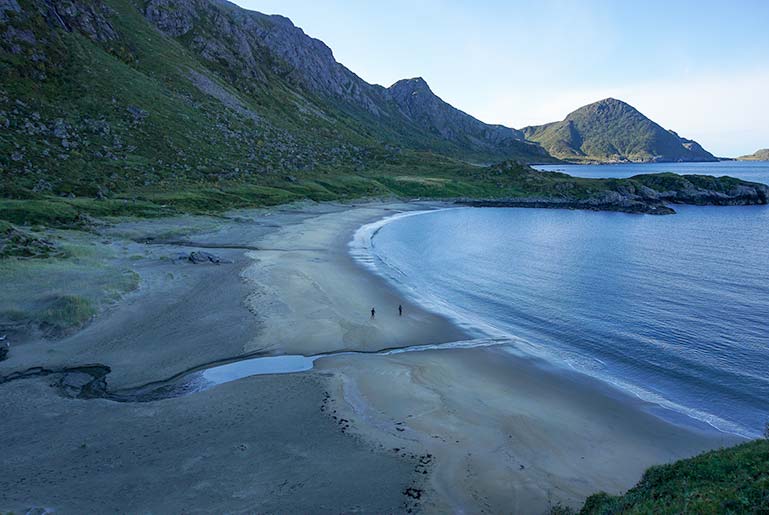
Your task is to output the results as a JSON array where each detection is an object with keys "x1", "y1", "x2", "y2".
[
  {"x1": 186, "y1": 251, "x2": 231, "y2": 264},
  {"x1": 632, "y1": 174, "x2": 769, "y2": 206},
  {"x1": 143, "y1": 0, "x2": 196, "y2": 37},
  {"x1": 143, "y1": 0, "x2": 385, "y2": 114},
  {"x1": 461, "y1": 165, "x2": 769, "y2": 215},
  {"x1": 460, "y1": 196, "x2": 676, "y2": 215},
  {"x1": 1, "y1": 0, "x2": 117, "y2": 72},
  {"x1": 43, "y1": 0, "x2": 119, "y2": 41},
  {"x1": 0, "y1": 225, "x2": 63, "y2": 258}
]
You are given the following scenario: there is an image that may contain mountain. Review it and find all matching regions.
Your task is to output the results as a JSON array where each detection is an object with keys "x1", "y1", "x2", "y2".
[
  {"x1": 738, "y1": 149, "x2": 769, "y2": 161},
  {"x1": 2, "y1": 0, "x2": 765, "y2": 228},
  {"x1": 142, "y1": 0, "x2": 554, "y2": 164},
  {"x1": 0, "y1": 0, "x2": 550, "y2": 206},
  {"x1": 387, "y1": 77, "x2": 551, "y2": 163},
  {"x1": 521, "y1": 98, "x2": 717, "y2": 163}
]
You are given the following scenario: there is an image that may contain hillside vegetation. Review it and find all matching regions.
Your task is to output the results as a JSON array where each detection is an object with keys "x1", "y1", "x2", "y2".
[
  {"x1": 576, "y1": 439, "x2": 769, "y2": 514},
  {"x1": 0, "y1": 0, "x2": 552, "y2": 209}
]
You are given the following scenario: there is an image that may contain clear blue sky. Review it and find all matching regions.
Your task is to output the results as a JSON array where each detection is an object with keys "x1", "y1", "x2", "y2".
[{"x1": 234, "y1": 0, "x2": 769, "y2": 156}]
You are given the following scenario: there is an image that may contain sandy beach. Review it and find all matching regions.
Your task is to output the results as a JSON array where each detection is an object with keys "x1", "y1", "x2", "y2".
[{"x1": 0, "y1": 201, "x2": 740, "y2": 513}]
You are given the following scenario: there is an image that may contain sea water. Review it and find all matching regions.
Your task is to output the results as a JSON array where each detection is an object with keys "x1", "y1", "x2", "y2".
[
  {"x1": 355, "y1": 166, "x2": 769, "y2": 437},
  {"x1": 535, "y1": 160, "x2": 769, "y2": 185}
]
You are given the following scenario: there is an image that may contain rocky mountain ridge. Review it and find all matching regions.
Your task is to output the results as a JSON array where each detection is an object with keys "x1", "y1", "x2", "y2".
[
  {"x1": 2, "y1": 0, "x2": 758, "y2": 223},
  {"x1": 387, "y1": 77, "x2": 550, "y2": 161},
  {"x1": 140, "y1": 0, "x2": 551, "y2": 163}
]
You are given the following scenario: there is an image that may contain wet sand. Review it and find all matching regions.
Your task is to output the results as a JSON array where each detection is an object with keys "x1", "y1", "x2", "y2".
[
  {"x1": 318, "y1": 347, "x2": 737, "y2": 512},
  {"x1": 0, "y1": 200, "x2": 740, "y2": 513}
]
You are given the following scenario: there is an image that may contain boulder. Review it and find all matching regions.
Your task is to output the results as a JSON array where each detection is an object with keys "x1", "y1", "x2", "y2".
[{"x1": 187, "y1": 251, "x2": 231, "y2": 264}]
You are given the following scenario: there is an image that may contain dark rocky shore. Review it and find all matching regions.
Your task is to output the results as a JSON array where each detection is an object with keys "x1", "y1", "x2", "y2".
[{"x1": 461, "y1": 172, "x2": 769, "y2": 215}]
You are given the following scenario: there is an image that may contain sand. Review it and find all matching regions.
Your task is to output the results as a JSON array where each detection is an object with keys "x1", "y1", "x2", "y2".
[
  {"x1": 318, "y1": 348, "x2": 736, "y2": 512},
  {"x1": 242, "y1": 202, "x2": 467, "y2": 356},
  {"x1": 0, "y1": 200, "x2": 741, "y2": 513},
  {"x1": 0, "y1": 369, "x2": 416, "y2": 513}
]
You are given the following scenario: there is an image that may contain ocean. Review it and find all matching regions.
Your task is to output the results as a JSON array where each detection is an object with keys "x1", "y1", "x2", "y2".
[
  {"x1": 535, "y1": 160, "x2": 769, "y2": 185},
  {"x1": 352, "y1": 162, "x2": 769, "y2": 438}
]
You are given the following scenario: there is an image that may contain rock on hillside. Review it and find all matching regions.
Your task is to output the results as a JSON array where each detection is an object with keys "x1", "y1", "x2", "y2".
[{"x1": 144, "y1": 0, "x2": 387, "y2": 114}]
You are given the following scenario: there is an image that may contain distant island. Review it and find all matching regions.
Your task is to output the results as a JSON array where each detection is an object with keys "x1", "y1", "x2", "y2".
[
  {"x1": 522, "y1": 98, "x2": 717, "y2": 164},
  {"x1": 738, "y1": 149, "x2": 769, "y2": 161}
]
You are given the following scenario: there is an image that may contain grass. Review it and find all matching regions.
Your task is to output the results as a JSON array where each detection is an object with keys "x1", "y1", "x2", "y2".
[
  {"x1": 571, "y1": 439, "x2": 769, "y2": 514},
  {"x1": 37, "y1": 294, "x2": 96, "y2": 333},
  {"x1": 0, "y1": 229, "x2": 142, "y2": 335}
]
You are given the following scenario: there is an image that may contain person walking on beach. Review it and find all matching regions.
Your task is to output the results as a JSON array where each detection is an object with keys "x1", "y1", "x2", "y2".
[
  {"x1": 371, "y1": 307, "x2": 376, "y2": 319},
  {"x1": 398, "y1": 304, "x2": 403, "y2": 317}
]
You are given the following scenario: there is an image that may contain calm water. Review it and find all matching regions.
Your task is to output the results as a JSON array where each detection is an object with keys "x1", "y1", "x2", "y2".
[
  {"x1": 355, "y1": 202, "x2": 769, "y2": 437},
  {"x1": 535, "y1": 161, "x2": 769, "y2": 185}
]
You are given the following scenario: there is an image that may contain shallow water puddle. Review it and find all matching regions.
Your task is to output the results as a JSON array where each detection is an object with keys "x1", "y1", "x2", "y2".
[
  {"x1": 0, "y1": 338, "x2": 508, "y2": 403},
  {"x1": 199, "y1": 338, "x2": 507, "y2": 386},
  {"x1": 202, "y1": 354, "x2": 317, "y2": 383},
  {"x1": 128, "y1": 337, "x2": 508, "y2": 401}
]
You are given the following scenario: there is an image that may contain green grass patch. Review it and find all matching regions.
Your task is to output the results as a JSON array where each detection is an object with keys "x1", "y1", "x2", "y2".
[
  {"x1": 37, "y1": 294, "x2": 96, "y2": 333},
  {"x1": 0, "y1": 199, "x2": 81, "y2": 226},
  {"x1": 578, "y1": 439, "x2": 769, "y2": 514}
]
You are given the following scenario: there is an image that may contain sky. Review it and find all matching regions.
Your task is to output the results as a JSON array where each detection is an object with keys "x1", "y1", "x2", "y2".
[{"x1": 233, "y1": 0, "x2": 769, "y2": 157}]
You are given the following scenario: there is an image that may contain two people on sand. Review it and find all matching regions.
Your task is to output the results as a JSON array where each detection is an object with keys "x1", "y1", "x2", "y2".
[{"x1": 371, "y1": 304, "x2": 403, "y2": 319}]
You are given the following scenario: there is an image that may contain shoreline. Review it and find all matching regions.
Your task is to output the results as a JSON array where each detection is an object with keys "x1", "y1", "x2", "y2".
[
  {"x1": 234, "y1": 201, "x2": 742, "y2": 510},
  {"x1": 349, "y1": 206, "x2": 753, "y2": 440},
  {"x1": 0, "y1": 200, "x2": 745, "y2": 513},
  {"x1": 239, "y1": 201, "x2": 468, "y2": 357},
  {"x1": 310, "y1": 206, "x2": 743, "y2": 511}
]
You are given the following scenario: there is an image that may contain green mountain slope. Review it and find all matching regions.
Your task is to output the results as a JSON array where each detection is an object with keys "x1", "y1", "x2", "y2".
[
  {"x1": 522, "y1": 98, "x2": 716, "y2": 163},
  {"x1": 0, "y1": 0, "x2": 549, "y2": 207},
  {"x1": 1, "y1": 0, "x2": 764, "y2": 228},
  {"x1": 738, "y1": 148, "x2": 769, "y2": 161}
]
